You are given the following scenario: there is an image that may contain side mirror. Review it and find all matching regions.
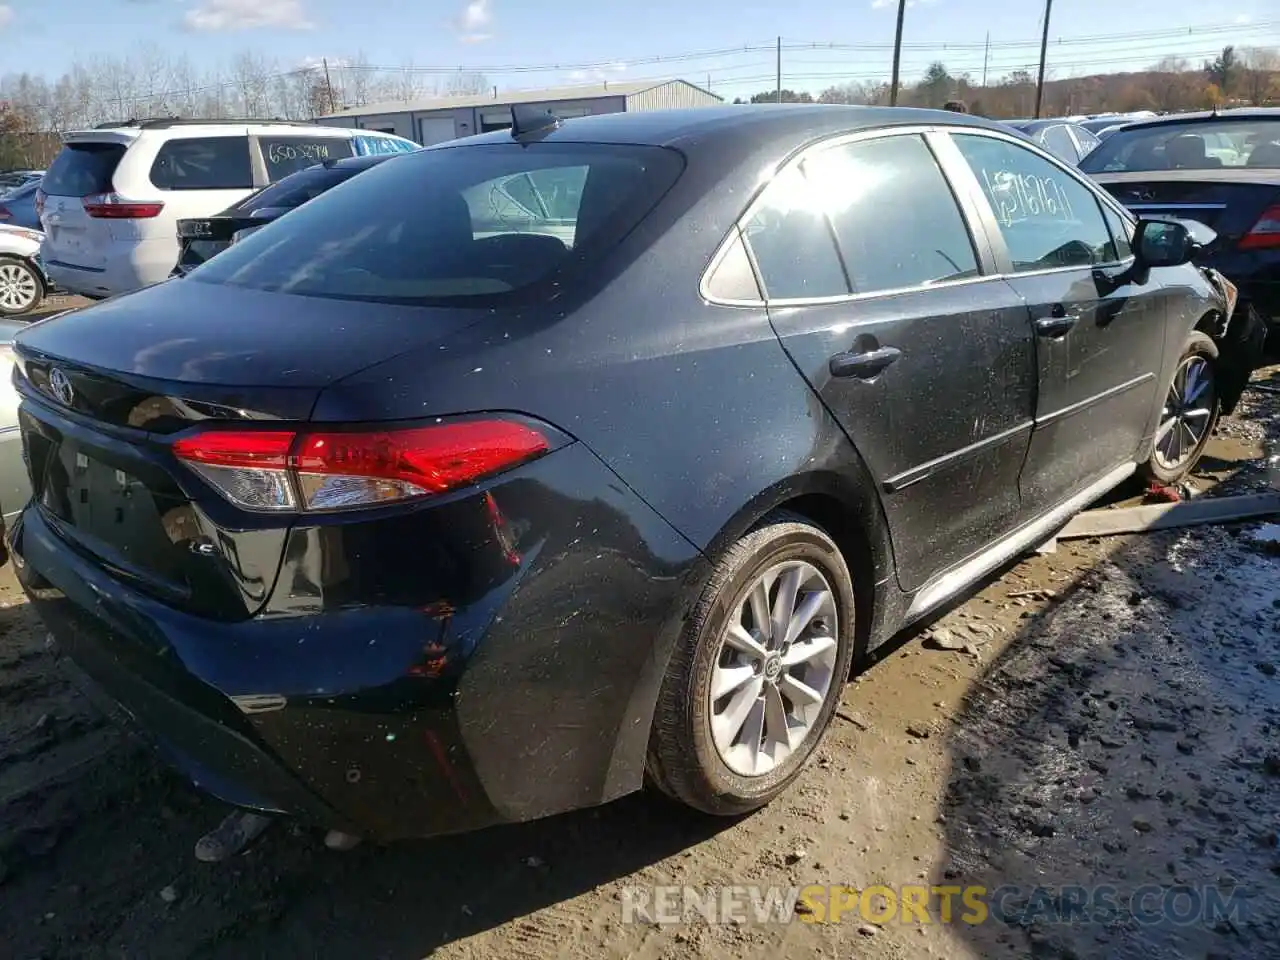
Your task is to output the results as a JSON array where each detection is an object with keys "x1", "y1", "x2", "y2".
[{"x1": 1134, "y1": 218, "x2": 1197, "y2": 268}]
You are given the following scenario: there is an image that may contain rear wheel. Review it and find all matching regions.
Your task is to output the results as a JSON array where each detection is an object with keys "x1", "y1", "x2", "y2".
[
  {"x1": 1143, "y1": 331, "x2": 1220, "y2": 485},
  {"x1": 647, "y1": 512, "x2": 857, "y2": 816},
  {"x1": 0, "y1": 256, "x2": 44, "y2": 317}
]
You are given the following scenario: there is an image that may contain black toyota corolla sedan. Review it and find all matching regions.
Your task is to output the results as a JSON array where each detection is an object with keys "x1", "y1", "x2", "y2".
[{"x1": 6, "y1": 105, "x2": 1263, "y2": 841}]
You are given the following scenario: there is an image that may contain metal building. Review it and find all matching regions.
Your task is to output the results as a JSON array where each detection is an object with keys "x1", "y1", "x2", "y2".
[{"x1": 316, "y1": 79, "x2": 722, "y2": 146}]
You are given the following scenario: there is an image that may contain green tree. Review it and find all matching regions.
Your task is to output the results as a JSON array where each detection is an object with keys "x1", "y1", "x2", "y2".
[
  {"x1": 748, "y1": 89, "x2": 814, "y2": 104},
  {"x1": 1204, "y1": 45, "x2": 1238, "y2": 96},
  {"x1": 917, "y1": 61, "x2": 953, "y2": 107}
]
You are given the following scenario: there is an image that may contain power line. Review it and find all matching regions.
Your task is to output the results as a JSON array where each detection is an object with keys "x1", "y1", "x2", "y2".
[{"x1": 92, "y1": 17, "x2": 1279, "y2": 107}]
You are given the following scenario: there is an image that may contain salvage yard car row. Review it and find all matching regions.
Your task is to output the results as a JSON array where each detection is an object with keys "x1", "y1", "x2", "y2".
[{"x1": 0, "y1": 103, "x2": 1270, "y2": 852}]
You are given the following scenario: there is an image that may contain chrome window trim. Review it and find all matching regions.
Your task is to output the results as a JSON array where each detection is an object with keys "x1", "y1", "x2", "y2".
[{"x1": 699, "y1": 121, "x2": 1148, "y2": 310}]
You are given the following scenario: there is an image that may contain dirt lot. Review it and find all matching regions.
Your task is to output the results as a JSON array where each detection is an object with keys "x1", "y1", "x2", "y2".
[{"x1": 1, "y1": 357, "x2": 1279, "y2": 960}]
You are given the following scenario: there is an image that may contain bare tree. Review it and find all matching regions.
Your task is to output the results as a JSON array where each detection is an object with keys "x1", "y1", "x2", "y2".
[
  {"x1": 1240, "y1": 47, "x2": 1280, "y2": 104},
  {"x1": 445, "y1": 70, "x2": 491, "y2": 97}
]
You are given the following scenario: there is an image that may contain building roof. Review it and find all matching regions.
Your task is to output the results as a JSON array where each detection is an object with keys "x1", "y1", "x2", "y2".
[{"x1": 319, "y1": 79, "x2": 720, "y2": 119}]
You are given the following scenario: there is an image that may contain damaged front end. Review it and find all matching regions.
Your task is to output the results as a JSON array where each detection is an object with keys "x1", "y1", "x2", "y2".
[{"x1": 1200, "y1": 266, "x2": 1267, "y2": 416}]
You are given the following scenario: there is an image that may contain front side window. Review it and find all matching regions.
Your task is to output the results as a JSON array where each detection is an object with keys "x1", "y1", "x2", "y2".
[
  {"x1": 188, "y1": 142, "x2": 683, "y2": 307},
  {"x1": 1101, "y1": 204, "x2": 1135, "y2": 261},
  {"x1": 803, "y1": 134, "x2": 980, "y2": 295},
  {"x1": 150, "y1": 137, "x2": 253, "y2": 191},
  {"x1": 259, "y1": 137, "x2": 355, "y2": 182},
  {"x1": 742, "y1": 165, "x2": 850, "y2": 300},
  {"x1": 952, "y1": 133, "x2": 1117, "y2": 272}
]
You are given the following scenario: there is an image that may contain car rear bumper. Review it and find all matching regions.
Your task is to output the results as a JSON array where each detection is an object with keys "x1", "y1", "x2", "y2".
[
  {"x1": 44, "y1": 238, "x2": 179, "y2": 299},
  {"x1": 1204, "y1": 250, "x2": 1280, "y2": 326},
  {"x1": 11, "y1": 442, "x2": 704, "y2": 840}
]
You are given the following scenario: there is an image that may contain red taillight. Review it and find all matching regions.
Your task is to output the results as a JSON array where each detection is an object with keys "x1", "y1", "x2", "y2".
[
  {"x1": 81, "y1": 192, "x2": 164, "y2": 219},
  {"x1": 34, "y1": 189, "x2": 45, "y2": 217},
  {"x1": 1240, "y1": 204, "x2": 1280, "y2": 251},
  {"x1": 172, "y1": 419, "x2": 551, "y2": 512}
]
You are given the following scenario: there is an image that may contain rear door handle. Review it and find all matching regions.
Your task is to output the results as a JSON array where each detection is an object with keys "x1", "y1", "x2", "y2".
[
  {"x1": 1034, "y1": 307, "x2": 1080, "y2": 339},
  {"x1": 829, "y1": 345, "x2": 902, "y2": 380}
]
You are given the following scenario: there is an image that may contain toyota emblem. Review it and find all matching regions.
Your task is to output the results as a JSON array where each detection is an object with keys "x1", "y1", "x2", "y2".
[{"x1": 48, "y1": 367, "x2": 74, "y2": 406}]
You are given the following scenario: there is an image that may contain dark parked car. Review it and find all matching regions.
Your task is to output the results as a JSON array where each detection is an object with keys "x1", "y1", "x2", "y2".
[
  {"x1": 0, "y1": 170, "x2": 43, "y2": 195},
  {"x1": 1081, "y1": 108, "x2": 1280, "y2": 334},
  {"x1": 1005, "y1": 119, "x2": 1101, "y2": 165},
  {"x1": 171, "y1": 154, "x2": 395, "y2": 277},
  {"x1": 7, "y1": 106, "x2": 1263, "y2": 841},
  {"x1": 0, "y1": 181, "x2": 43, "y2": 230}
]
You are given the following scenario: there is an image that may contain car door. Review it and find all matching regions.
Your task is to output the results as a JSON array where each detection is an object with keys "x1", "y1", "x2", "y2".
[
  {"x1": 743, "y1": 130, "x2": 1038, "y2": 592},
  {"x1": 939, "y1": 130, "x2": 1168, "y2": 516}
]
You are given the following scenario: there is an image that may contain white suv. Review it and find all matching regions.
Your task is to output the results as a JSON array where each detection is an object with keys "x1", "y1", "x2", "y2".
[{"x1": 37, "y1": 120, "x2": 380, "y2": 299}]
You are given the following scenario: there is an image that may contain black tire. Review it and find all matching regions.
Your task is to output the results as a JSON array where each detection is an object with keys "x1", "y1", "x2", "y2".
[
  {"x1": 0, "y1": 256, "x2": 45, "y2": 318},
  {"x1": 646, "y1": 511, "x2": 857, "y2": 816},
  {"x1": 1141, "y1": 330, "x2": 1220, "y2": 486}
]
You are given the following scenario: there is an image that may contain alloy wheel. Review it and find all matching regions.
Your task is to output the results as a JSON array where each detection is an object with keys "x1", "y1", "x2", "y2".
[
  {"x1": 0, "y1": 261, "x2": 38, "y2": 313},
  {"x1": 1153, "y1": 354, "x2": 1215, "y2": 472},
  {"x1": 709, "y1": 560, "x2": 839, "y2": 777}
]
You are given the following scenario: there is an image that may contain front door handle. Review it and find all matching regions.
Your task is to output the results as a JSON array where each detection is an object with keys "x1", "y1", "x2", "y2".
[
  {"x1": 1034, "y1": 306, "x2": 1080, "y2": 339},
  {"x1": 829, "y1": 345, "x2": 902, "y2": 380}
]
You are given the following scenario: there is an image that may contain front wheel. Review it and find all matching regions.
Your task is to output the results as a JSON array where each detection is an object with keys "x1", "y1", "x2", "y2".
[
  {"x1": 647, "y1": 512, "x2": 857, "y2": 816},
  {"x1": 1142, "y1": 331, "x2": 1220, "y2": 485},
  {"x1": 0, "y1": 256, "x2": 45, "y2": 318}
]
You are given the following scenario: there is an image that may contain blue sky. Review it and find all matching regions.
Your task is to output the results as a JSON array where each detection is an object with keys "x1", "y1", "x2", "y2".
[{"x1": 1, "y1": 0, "x2": 1278, "y2": 102}]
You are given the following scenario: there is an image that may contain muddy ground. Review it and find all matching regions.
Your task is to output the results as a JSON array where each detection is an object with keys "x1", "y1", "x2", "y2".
[{"x1": 1, "y1": 357, "x2": 1278, "y2": 960}]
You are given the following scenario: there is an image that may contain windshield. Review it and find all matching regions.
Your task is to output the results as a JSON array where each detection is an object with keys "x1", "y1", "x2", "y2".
[
  {"x1": 1081, "y1": 120, "x2": 1280, "y2": 173},
  {"x1": 189, "y1": 142, "x2": 684, "y2": 307}
]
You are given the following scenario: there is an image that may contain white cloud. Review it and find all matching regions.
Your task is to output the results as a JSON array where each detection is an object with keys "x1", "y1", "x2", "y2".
[
  {"x1": 1234, "y1": 13, "x2": 1252, "y2": 23},
  {"x1": 457, "y1": 0, "x2": 492, "y2": 42},
  {"x1": 184, "y1": 0, "x2": 313, "y2": 32},
  {"x1": 870, "y1": 0, "x2": 934, "y2": 8},
  {"x1": 0, "y1": 5, "x2": 14, "y2": 29},
  {"x1": 567, "y1": 62, "x2": 628, "y2": 83},
  {"x1": 294, "y1": 55, "x2": 350, "y2": 71}
]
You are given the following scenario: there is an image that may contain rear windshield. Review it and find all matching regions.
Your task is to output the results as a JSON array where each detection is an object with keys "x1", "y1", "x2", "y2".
[
  {"x1": 41, "y1": 142, "x2": 126, "y2": 197},
  {"x1": 260, "y1": 137, "x2": 355, "y2": 181},
  {"x1": 1081, "y1": 120, "x2": 1280, "y2": 173},
  {"x1": 228, "y1": 166, "x2": 360, "y2": 216},
  {"x1": 188, "y1": 142, "x2": 684, "y2": 307}
]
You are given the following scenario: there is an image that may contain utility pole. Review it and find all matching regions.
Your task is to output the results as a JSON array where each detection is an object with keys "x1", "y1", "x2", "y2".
[
  {"x1": 889, "y1": 0, "x2": 906, "y2": 106},
  {"x1": 776, "y1": 36, "x2": 783, "y2": 103},
  {"x1": 981, "y1": 32, "x2": 990, "y2": 87},
  {"x1": 1034, "y1": 0, "x2": 1053, "y2": 118},
  {"x1": 322, "y1": 58, "x2": 337, "y2": 114}
]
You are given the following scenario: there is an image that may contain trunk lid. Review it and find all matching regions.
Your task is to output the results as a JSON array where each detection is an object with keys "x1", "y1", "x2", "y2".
[
  {"x1": 175, "y1": 215, "x2": 268, "y2": 273},
  {"x1": 1094, "y1": 170, "x2": 1280, "y2": 243},
  {"x1": 13, "y1": 280, "x2": 490, "y2": 619}
]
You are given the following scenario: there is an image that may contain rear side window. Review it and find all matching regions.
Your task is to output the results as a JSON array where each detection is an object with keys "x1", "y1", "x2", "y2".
[
  {"x1": 260, "y1": 137, "x2": 355, "y2": 181},
  {"x1": 742, "y1": 165, "x2": 850, "y2": 300},
  {"x1": 42, "y1": 142, "x2": 127, "y2": 197},
  {"x1": 803, "y1": 135, "x2": 979, "y2": 295},
  {"x1": 1039, "y1": 125, "x2": 1079, "y2": 164},
  {"x1": 188, "y1": 142, "x2": 684, "y2": 307},
  {"x1": 150, "y1": 137, "x2": 253, "y2": 191}
]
